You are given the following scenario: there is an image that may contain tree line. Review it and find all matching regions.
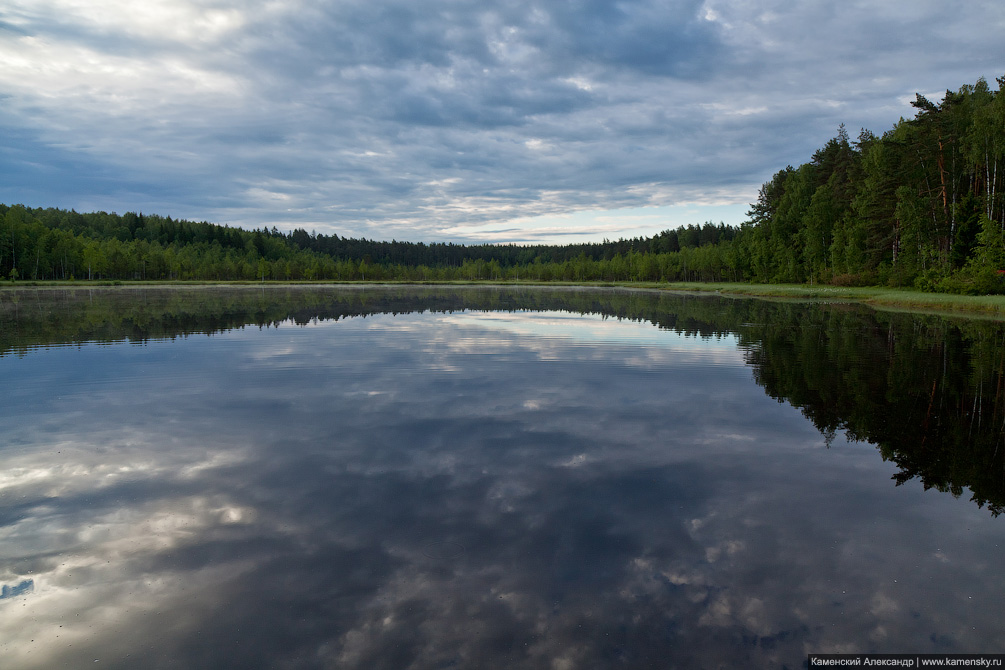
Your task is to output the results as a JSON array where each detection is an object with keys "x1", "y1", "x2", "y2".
[
  {"x1": 0, "y1": 202, "x2": 737, "y2": 283},
  {"x1": 1, "y1": 74, "x2": 1001, "y2": 290}
]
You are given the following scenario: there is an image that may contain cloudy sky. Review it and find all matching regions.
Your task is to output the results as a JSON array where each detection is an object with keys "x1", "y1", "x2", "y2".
[{"x1": 1, "y1": 1, "x2": 1002, "y2": 244}]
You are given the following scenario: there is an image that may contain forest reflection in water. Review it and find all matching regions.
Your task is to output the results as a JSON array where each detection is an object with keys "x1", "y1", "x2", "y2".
[{"x1": 1, "y1": 285, "x2": 1003, "y2": 668}]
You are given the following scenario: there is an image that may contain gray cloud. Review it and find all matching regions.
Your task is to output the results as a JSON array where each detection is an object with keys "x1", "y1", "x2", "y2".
[{"x1": 0, "y1": 0, "x2": 1002, "y2": 241}]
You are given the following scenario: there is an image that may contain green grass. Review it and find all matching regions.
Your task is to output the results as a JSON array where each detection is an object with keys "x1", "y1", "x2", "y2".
[{"x1": 651, "y1": 282, "x2": 1005, "y2": 317}]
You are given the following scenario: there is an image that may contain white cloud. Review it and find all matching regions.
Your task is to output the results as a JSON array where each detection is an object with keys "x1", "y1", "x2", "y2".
[{"x1": 4, "y1": 0, "x2": 247, "y2": 43}]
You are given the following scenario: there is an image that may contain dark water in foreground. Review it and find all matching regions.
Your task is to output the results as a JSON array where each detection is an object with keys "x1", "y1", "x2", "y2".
[{"x1": 1, "y1": 286, "x2": 1004, "y2": 668}]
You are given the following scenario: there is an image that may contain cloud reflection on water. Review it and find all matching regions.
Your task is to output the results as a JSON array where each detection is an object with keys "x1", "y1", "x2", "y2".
[{"x1": 1, "y1": 308, "x2": 1003, "y2": 668}]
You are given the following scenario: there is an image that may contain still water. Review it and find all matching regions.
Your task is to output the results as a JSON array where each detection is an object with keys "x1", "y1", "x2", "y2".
[{"x1": 1, "y1": 286, "x2": 1003, "y2": 668}]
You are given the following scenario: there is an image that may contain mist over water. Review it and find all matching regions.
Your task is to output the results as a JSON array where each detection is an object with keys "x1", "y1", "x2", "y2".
[{"x1": 1, "y1": 286, "x2": 1003, "y2": 668}]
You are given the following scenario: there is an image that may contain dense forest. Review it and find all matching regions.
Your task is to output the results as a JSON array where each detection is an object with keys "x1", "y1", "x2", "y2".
[
  {"x1": 0, "y1": 202, "x2": 736, "y2": 283},
  {"x1": 1, "y1": 74, "x2": 1002, "y2": 291},
  {"x1": 743, "y1": 74, "x2": 1005, "y2": 292}
]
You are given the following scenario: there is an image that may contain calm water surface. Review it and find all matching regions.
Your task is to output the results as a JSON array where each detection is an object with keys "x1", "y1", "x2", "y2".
[{"x1": 1, "y1": 286, "x2": 1003, "y2": 668}]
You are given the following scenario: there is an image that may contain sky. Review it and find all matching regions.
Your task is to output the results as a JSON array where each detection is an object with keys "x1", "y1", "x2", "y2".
[{"x1": 1, "y1": 1, "x2": 1003, "y2": 245}]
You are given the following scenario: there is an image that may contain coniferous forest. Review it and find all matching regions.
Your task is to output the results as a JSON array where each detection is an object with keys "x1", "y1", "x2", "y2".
[{"x1": 1, "y1": 75, "x2": 1002, "y2": 292}]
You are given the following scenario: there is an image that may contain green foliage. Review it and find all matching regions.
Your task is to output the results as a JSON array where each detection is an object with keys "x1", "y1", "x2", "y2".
[
  {"x1": 738, "y1": 74, "x2": 1004, "y2": 292},
  {"x1": 960, "y1": 215, "x2": 1005, "y2": 293}
]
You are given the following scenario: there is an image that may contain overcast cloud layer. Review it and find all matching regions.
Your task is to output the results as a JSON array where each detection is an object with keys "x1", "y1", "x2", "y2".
[{"x1": 1, "y1": 1, "x2": 1003, "y2": 243}]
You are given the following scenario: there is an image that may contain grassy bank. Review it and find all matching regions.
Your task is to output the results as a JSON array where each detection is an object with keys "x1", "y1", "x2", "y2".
[
  {"x1": 3, "y1": 279, "x2": 1005, "y2": 318},
  {"x1": 652, "y1": 282, "x2": 1005, "y2": 317}
]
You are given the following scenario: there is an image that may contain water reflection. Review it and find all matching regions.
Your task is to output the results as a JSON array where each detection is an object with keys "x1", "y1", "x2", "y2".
[{"x1": 1, "y1": 286, "x2": 1003, "y2": 668}]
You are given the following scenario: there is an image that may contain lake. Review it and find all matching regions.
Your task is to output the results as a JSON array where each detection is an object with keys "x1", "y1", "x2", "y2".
[{"x1": 1, "y1": 286, "x2": 1003, "y2": 668}]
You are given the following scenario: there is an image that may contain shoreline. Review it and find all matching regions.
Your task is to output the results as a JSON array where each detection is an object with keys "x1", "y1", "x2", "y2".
[{"x1": 3, "y1": 280, "x2": 1005, "y2": 319}]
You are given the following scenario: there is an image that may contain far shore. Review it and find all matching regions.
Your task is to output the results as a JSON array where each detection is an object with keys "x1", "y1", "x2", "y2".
[{"x1": 3, "y1": 279, "x2": 1005, "y2": 319}]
